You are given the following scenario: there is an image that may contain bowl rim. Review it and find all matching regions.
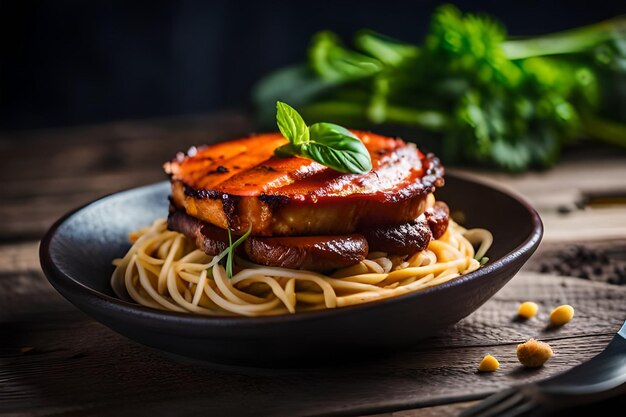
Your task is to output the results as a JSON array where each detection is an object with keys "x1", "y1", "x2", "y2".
[{"x1": 39, "y1": 172, "x2": 543, "y2": 326}]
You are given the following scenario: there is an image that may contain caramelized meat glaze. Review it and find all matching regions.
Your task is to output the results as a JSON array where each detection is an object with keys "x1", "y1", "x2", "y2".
[{"x1": 165, "y1": 131, "x2": 448, "y2": 271}]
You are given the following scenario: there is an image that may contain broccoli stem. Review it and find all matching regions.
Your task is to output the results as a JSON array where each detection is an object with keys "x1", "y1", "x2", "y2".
[
  {"x1": 301, "y1": 101, "x2": 449, "y2": 131},
  {"x1": 580, "y1": 111, "x2": 626, "y2": 148},
  {"x1": 502, "y1": 16, "x2": 626, "y2": 59}
]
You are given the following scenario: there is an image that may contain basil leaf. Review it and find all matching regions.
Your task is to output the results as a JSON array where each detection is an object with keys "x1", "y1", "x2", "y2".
[
  {"x1": 274, "y1": 101, "x2": 373, "y2": 174},
  {"x1": 305, "y1": 123, "x2": 372, "y2": 174},
  {"x1": 274, "y1": 142, "x2": 300, "y2": 157},
  {"x1": 276, "y1": 101, "x2": 309, "y2": 145}
]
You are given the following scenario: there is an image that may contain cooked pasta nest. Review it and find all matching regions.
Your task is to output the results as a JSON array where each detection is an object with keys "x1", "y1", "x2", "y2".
[{"x1": 111, "y1": 212, "x2": 492, "y2": 317}]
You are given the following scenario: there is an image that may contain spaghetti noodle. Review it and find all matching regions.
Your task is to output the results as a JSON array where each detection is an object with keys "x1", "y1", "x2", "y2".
[{"x1": 111, "y1": 202, "x2": 492, "y2": 317}]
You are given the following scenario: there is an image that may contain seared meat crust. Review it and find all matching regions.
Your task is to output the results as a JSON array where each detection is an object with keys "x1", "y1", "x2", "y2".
[
  {"x1": 361, "y1": 202, "x2": 450, "y2": 255},
  {"x1": 165, "y1": 132, "x2": 444, "y2": 236},
  {"x1": 167, "y1": 202, "x2": 450, "y2": 271},
  {"x1": 167, "y1": 209, "x2": 368, "y2": 271}
]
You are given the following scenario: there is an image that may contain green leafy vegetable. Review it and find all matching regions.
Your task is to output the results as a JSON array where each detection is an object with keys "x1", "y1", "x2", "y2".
[
  {"x1": 309, "y1": 31, "x2": 384, "y2": 81},
  {"x1": 275, "y1": 101, "x2": 372, "y2": 174},
  {"x1": 252, "y1": 4, "x2": 626, "y2": 172},
  {"x1": 225, "y1": 226, "x2": 252, "y2": 279},
  {"x1": 276, "y1": 101, "x2": 309, "y2": 145}
]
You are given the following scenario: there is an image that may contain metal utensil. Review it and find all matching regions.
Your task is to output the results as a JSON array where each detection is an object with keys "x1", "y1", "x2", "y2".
[{"x1": 460, "y1": 319, "x2": 626, "y2": 416}]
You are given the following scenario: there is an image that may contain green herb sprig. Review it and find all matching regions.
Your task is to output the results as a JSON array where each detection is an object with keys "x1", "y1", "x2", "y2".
[
  {"x1": 275, "y1": 101, "x2": 372, "y2": 174},
  {"x1": 225, "y1": 226, "x2": 252, "y2": 278}
]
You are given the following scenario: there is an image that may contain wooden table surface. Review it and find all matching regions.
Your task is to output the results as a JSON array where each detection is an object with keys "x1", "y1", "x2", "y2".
[{"x1": 2, "y1": 111, "x2": 626, "y2": 417}]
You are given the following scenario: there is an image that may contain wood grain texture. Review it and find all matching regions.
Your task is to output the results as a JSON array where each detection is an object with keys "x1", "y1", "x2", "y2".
[
  {"x1": 1, "y1": 269, "x2": 623, "y2": 417},
  {"x1": 0, "y1": 111, "x2": 253, "y2": 241},
  {"x1": 451, "y1": 145, "x2": 626, "y2": 244},
  {"x1": 2, "y1": 112, "x2": 626, "y2": 416}
]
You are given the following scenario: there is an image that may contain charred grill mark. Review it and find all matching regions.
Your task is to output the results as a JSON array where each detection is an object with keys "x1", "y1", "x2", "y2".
[
  {"x1": 259, "y1": 194, "x2": 291, "y2": 211},
  {"x1": 222, "y1": 194, "x2": 241, "y2": 229},
  {"x1": 205, "y1": 165, "x2": 230, "y2": 175},
  {"x1": 168, "y1": 132, "x2": 447, "y2": 236},
  {"x1": 184, "y1": 184, "x2": 222, "y2": 199}
]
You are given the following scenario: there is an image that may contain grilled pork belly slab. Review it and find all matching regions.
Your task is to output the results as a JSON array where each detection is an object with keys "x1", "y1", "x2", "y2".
[
  {"x1": 167, "y1": 202, "x2": 450, "y2": 271},
  {"x1": 362, "y1": 202, "x2": 450, "y2": 255},
  {"x1": 167, "y1": 209, "x2": 368, "y2": 271},
  {"x1": 164, "y1": 131, "x2": 444, "y2": 236},
  {"x1": 245, "y1": 235, "x2": 368, "y2": 272},
  {"x1": 424, "y1": 201, "x2": 450, "y2": 240}
]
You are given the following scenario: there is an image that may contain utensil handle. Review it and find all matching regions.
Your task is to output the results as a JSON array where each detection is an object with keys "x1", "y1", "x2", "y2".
[{"x1": 539, "y1": 334, "x2": 626, "y2": 395}]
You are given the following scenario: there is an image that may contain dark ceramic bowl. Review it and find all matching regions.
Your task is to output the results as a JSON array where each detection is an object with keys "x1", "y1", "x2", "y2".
[{"x1": 40, "y1": 173, "x2": 542, "y2": 367}]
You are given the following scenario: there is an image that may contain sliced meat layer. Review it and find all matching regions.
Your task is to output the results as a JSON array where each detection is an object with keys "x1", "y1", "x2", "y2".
[
  {"x1": 165, "y1": 131, "x2": 444, "y2": 236},
  {"x1": 424, "y1": 201, "x2": 450, "y2": 240},
  {"x1": 168, "y1": 201, "x2": 450, "y2": 271},
  {"x1": 167, "y1": 209, "x2": 368, "y2": 272},
  {"x1": 245, "y1": 235, "x2": 368, "y2": 272},
  {"x1": 362, "y1": 202, "x2": 450, "y2": 255},
  {"x1": 168, "y1": 207, "x2": 229, "y2": 255},
  {"x1": 362, "y1": 220, "x2": 432, "y2": 256}
]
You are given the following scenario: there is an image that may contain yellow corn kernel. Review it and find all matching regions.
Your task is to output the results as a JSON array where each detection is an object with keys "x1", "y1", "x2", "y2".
[
  {"x1": 478, "y1": 354, "x2": 500, "y2": 372},
  {"x1": 516, "y1": 338, "x2": 553, "y2": 367},
  {"x1": 550, "y1": 304, "x2": 574, "y2": 326},
  {"x1": 517, "y1": 301, "x2": 538, "y2": 319}
]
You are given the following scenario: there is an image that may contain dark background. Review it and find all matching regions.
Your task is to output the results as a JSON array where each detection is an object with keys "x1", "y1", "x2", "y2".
[{"x1": 2, "y1": 0, "x2": 625, "y2": 131}]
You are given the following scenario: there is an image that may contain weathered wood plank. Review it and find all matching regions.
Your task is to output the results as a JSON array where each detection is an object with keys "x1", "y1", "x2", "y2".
[
  {"x1": 536, "y1": 207, "x2": 626, "y2": 242},
  {"x1": 368, "y1": 401, "x2": 476, "y2": 417},
  {"x1": 0, "y1": 170, "x2": 165, "y2": 240},
  {"x1": 453, "y1": 145, "x2": 626, "y2": 210},
  {"x1": 451, "y1": 146, "x2": 626, "y2": 244},
  {"x1": 0, "y1": 112, "x2": 251, "y2": 240},
  {"x1": 1, "y1": 242, "x2": 624, "y2": 417},
  {"x1": 0, "y1": 242, "x2": 73, "y2": 317},
  {"x1": 2, "y1": 114, "x2": 626, "y2": 416},
  {"x1": 0, "y1": 315, "x2": 616, "y2": 417},
  {"x1": 3, "y1": 149, "x2": 626, "y2": 243},
  {"x1": 2, "y1": 112, "x2": 626, "y2": 244},
  {"x1": 0, "y1": 111, "x2": 253, "y2": 181}
]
